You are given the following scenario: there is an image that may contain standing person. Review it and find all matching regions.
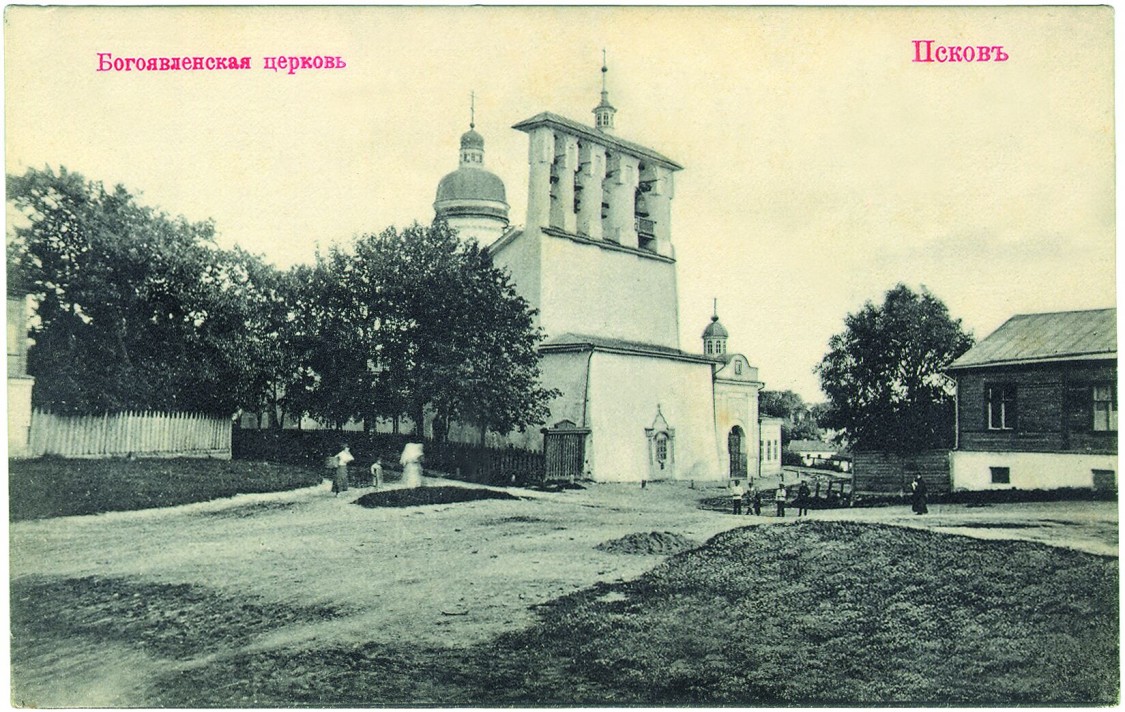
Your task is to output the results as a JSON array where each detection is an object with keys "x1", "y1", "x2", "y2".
[
  {"x1": 730, "y1": 480, "x2": 744, "y2": 515},
  {"x1": 400, "y1": 442, "x2": 425, "y2": 488},
  {"x1": 743, "y1": 485, "x2": 755, "y2": 516},
  {"x1": 752, "y1": 489, "x2": 762, "y2": 516},
  {"x1": 332, "y1": 444, "x2": 354, "y2": 497},
  {"x1": 370, "y1": 458, "x2": 383, "y2": 488},
  {"x1": 797, "y1": 481, "x2": 811, "y2": 516},
  {"x1": 775, "y1": 483, "x2": 788, "y2": 517},
  {"x1": 911, "y1": 474, "x2": 929, "y2": 515}
]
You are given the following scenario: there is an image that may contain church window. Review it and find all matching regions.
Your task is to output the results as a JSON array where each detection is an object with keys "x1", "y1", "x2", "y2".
[{"x1": 735, "y1": 361, "x2": 743, "y2": 375}]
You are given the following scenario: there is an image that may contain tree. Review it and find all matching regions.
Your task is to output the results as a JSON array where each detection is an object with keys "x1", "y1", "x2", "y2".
[
  {"x1": 7, "y1": 166, "x2": 268, "y2": 416},
  {"x1": 291, "y1": 221, "x2": 556, "y2": 442},
  {"x1": 815, "y1": 284, "x2": 973, "y2": 453},
  {"x1": 759, "y1": 389, "x2": 822, "y2": 444}
]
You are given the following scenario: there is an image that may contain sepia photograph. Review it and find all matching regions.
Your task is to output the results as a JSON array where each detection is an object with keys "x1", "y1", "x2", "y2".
[{"x1": 4, "y1": 5, "x2": 1118, "y2": 706}]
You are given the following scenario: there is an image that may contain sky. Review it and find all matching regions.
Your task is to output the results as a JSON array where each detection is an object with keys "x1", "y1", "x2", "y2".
[{"x1": 5, "y1": 6, "x2": 1116, "y2": 401}]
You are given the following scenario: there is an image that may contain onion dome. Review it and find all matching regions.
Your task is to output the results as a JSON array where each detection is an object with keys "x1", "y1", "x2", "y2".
[
  {"x1": 460, "y1": 128, "x2": 485, "y2": 151},
  {"x1": 702, "y1": 314, "x2": 729, "y2": 339}
]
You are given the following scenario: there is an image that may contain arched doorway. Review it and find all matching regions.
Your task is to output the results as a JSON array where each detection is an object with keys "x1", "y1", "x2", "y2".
[{"x1": 728, "y1": 425, "x2": 747, "y2": 477}]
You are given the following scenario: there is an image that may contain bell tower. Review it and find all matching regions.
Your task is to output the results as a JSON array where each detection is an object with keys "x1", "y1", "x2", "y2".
[{"x1": 502, "y1": 57, "x2": 685, "y2": 348}]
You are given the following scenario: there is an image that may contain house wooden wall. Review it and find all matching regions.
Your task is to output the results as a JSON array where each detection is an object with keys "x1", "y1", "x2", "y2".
[{"x1": 955, "y1": 360, "x2": 1116, "y2": 455}]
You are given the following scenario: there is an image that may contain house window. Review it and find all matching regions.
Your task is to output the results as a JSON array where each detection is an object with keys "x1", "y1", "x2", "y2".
[
  {"x1": 1093, "y1": 384, "x2": 1117, "y2": 432},
  {"x1": 990, "y1": 466, "x2": 1010, "y2": 484},
  {"x1": 987, "y1": 385, "x2": 1017, "y2": 430},
  {"x1": 1092, "y1": 469, "x2": 1116, "y2": 490}
]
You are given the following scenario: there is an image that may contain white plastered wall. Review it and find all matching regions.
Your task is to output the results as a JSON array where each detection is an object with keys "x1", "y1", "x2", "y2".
[
  {"x1": 950, "y1": 450, "x2": 1118, "y2": 490},
  {"x1": 586, "y1": 351, "x2": 720, "y2": 482},
  {"x1": 538, "y1": 234, "x2": 680, "y2": 348}
]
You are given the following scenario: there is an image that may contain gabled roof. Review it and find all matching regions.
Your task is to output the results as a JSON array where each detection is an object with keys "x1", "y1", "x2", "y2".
[
  {"x1": 486, "y1": 226, "x2": 523, "y2": 255},
  {"x1": 787, "y1": 440, "x2": 837, "y2": 453},
  {"x1": 947, "y1": 308, "x2": 1116, "y2": 370},
  {"x1": 512, "y1": 112, "x2": 683, "y2": 171}
]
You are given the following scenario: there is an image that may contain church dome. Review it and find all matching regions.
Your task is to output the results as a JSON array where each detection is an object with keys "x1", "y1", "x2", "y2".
[
  {"x1": 702, "y1": 315, "x2": 729, "y2": 338},
  {"x1": 460, "y1": 128, "x2": 485, "y2": 150},
  {"x1": 435, "y1": 167, "x2": 508, "y2": 205}
]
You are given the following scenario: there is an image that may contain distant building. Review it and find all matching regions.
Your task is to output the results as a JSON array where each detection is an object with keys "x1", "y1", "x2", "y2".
[
  {"x1": 758, "y1": 417, "x2": 783, "y2": 476},
  {"x1": 7, "y1": 292, "x2": 35, "y2": 457},
  {"x1": 946, "y1": 308, "x2": 1117, "y2": 491},
  {"x1": 786, "y1": 439, "x2": 838, "y2": 467}
]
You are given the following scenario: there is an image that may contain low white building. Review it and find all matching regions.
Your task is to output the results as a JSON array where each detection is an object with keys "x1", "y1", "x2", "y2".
[
  {"x1": 786, "y1": 439, "x2": 838, "y2": 467},
  {"x1": 758, "y1": 417, "x2": 783, "y2": 477}
]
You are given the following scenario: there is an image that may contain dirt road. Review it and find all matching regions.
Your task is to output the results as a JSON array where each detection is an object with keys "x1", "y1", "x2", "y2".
[{"x1": 9, "y1": 477, "x2": 1117, "y2": 705}]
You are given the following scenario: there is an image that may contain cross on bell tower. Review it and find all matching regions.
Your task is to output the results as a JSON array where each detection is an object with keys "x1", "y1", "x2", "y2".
[{"x1": 593, "y1": 49, "x2": 617, "y2": 133}]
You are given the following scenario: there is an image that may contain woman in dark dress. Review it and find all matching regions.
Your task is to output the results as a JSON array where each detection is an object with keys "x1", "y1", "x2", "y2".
[{"x1": 910, "y1": 474, "x2": 928, "y2": 515}]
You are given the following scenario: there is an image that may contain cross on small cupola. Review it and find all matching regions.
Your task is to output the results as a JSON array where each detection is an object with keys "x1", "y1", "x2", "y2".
[{"x1": 702, "y1": 298, "x2": 729, "y2": 357}]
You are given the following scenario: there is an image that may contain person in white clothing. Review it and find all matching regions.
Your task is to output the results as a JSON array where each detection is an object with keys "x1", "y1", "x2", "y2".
[
  {"x1": 400, "y1": 442, "x2": 424, "y2": 488},
  {"x1": 332, "y1": 444, "x2": 354, "y2": 496}
]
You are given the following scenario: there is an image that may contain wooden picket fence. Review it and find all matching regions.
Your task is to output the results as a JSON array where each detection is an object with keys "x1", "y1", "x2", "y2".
[{"x1": 27, "y1": 409, "x2": 232, "y2": 459}]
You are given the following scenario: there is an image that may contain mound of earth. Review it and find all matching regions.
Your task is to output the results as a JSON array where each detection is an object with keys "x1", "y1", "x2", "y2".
[
  {"x1": 596, "y1": 531, "x2": 696, "y2": 556},
  {"x1": 354, "y1": 486, "x2": 519, "y2": 509},
  {"x1": 530, "y1": 481, "x2": 587, "y2": 493}
]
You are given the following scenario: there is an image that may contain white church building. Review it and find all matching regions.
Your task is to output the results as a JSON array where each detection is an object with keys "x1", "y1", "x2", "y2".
[{"x1": 431, "y1": 64, "x2": 773, "y2": 483}]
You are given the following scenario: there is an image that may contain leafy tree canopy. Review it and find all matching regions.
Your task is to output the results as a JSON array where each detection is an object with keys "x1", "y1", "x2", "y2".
[
  {"x1": 291, "y1": 221, "x2": 556, "y2": 442},
  {"x1": 7, "y1": 166, "x2": 273, "y2": 416},
  {"x1": 759, "y1": 389, "x2": 824, "y2": 444},
  {"x1": 815, "y1": 284, "x2": 973, "y2": 453}
]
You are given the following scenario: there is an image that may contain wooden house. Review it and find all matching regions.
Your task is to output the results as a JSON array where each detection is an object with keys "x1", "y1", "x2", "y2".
[{"x1": 946, "y1": 308, "x2": 1116, "y2": 491}]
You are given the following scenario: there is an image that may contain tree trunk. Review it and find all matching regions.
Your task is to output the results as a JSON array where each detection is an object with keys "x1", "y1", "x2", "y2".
[{"x1": 414, "y1": 402, "x2": 425, "y2": 439}]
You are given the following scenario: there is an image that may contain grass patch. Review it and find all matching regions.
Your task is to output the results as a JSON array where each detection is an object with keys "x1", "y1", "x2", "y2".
[
  {"x1": 9, "y1": 458, "x2": 323, "y2": 521},
  {"x1": 141, "y1": 522, "x2": 1118, "y2": 706},
  {"x1": 10, "y1": 575, "x2": 342, "y2": 662},
  {"x1": 353, "y1": 485, "x2": 520, "y2": 508}
]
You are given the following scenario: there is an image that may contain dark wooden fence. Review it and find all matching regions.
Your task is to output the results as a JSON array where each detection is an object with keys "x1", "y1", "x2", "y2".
[
  {"x1": 232, "y1": 428, "x2": 545, "y2": 486},
  {"x1": 852, "y1": 449, "x2": 951, "y2": 495}
]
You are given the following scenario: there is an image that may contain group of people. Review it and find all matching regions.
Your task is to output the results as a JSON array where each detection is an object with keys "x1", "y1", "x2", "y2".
[
  {"x1": 729, "y1": 480, "x2": 813, "y2": 517},
  {"x1": 327, "y1": 442, "x2": 426, "y2": 497}
]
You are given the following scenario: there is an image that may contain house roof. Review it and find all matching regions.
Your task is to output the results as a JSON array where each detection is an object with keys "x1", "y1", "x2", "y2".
[
  {"x1": 787, "y1": 440, "x2": 837, "y2": 453},
  {"x1": 947, "y1": 308, "x2": 1116, "y2": 370}
]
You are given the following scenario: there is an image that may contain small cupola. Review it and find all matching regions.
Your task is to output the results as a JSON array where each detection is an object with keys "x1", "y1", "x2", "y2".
[
  {"x1": 702, "y1": 299, "x2": 729, "y2": 356},
  {"x1": 593, "y1": 50, "x2": 617, "y2": 134}
]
